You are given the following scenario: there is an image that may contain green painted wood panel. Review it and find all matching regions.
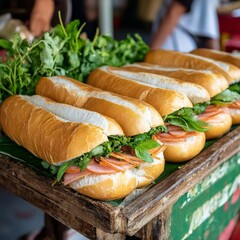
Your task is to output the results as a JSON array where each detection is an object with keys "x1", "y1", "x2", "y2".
[{"x1": 171, "y1": 152, "x2": 240, "y2": 240}]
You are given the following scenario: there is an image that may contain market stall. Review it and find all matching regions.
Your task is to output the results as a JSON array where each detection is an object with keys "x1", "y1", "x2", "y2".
[
  {"x1": 0, "y1": 125, "x2": 239, "y2": 239},
  {"x1": 0, "y1": 14, "x2": 240, "y2": 239}
]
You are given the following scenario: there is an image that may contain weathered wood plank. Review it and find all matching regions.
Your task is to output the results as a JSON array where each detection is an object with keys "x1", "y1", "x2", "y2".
[
  {"x1": 122, "y1": 126, "x2": 240, "y2": 235},
  {"x1": 139, "y1": 206, "x2": 172, "y2": 240},
  {"x1": 0, "y1": 154, "x2": 123, "y2": 235}
]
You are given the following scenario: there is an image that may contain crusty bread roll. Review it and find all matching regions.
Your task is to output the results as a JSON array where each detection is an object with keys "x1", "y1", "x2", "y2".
[
  {"x1": 25, "y1": 95, "x2": 124, "y2": 136},
  {"x1": 144, "y1": 49, "x2": 233, "y2": 82},
  {"x1": 204, "y1": 113, "x2": 232, "y2": 139},
  {"x1": 70, "y1": 170, "x2": 138, "y2": 200},
  {"x1": 86, "y1": 66, "x2": 193, "y2": 116},
  {"x1": 192, "y1": 48, "x2": 240, "y2": 75},
  {"x1": 108, "y1": 66, "x2": 210, "y2": 104},
  {"x1": 0, "y1": 95, "x2": 111, "y2": 165},
  {"x1": 0, "y1": 95, "x2": 166, "y2": 200},
  {"x1": 121, "y1": 63, "x2": 229, "y2": 97},
  {"x1": 227, "y1": 100, "x2": 240, "y2": 125},
  {"x1": 36, "y1": 76, "x2": 164, "y2": 136},
  {"x1": 212, "y1": 60, "x2": 240, "y2": 84},
  {"x1": 198, "y1": 106, "x2": 232, "y2": 139},
  {"x1": 68, "y1": 144, "x2": 165, "y2": 200},
  {"x1": 154, "y1": 125, "x2": 205, "y2": 162}
]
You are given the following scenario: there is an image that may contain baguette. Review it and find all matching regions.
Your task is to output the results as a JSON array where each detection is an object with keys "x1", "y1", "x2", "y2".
[
  {"x1": 36, "y1": 76, "x2": 164, "y2": 137},
  {"x1": 87, "y1": 66, "x2": 232, "y2": 140},
  {"x1": 0, "y1": 95, "x2": 165, "y2": 200},
  {"x1": 0, "y1": 95, "x2": 111, "y2": 165},
  {"x1": 36, "y1": 75, "x2": 205, "y2": 162},
  {"x1": 107, "y1": 66, "x2": 211, "y2": 104},
  {"x1": 86, "y1": 66, "x2": 193, "y2": 117},
  {"x1": 122, "y1": 63, "x2": 239, "y2": 127},
  {"x1": 116, "y1": 64, "x2": 233, "y2": 139},
  {"x1": 86, "y1": 67, "x2": 208, "y2": 161},
  {"x1": 144, "y1": 49, "x2": 233, "y2": 82},
  {"x1": 121, "y1": 63, "x2": 229, "y2": 97},
  {"x1": 192, "y1": 48, "x2": 240, "y2": 75},
  {"x1": 191, "y1": 49, "x2": 240, "y2": 123}
]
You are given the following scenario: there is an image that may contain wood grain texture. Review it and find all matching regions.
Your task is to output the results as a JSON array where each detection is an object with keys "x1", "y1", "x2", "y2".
[
  {"x1": 0, "y1": 126, "x2": 239, "y2": 237},
  {"x1": 122, "y1": 126, "x2": 240, "y2": 235}
]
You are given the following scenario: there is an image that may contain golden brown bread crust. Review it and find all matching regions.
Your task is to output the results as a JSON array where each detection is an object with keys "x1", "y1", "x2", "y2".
[
  {"x1": 87, "y1": 67, "x2": 193, "y2": 116},
  {"x1": 204, "y1": 113, "x2": 232, "y2": 140},
  {"x1": 144, "y1": 49, "x2": 232, "y2": 82},
  {"x1": 216, "y1": 61, "x2": 240, "y2": 84},
  {"x1": 1, "y1": 95, "x2": 166, "y2": 200},
  {"x1": 122, "y1": 63, "x2": 229, "y2": 97},
  {"x1": 161, "y1": 132, "x2": 205, "y2": 162},
  {"x1": 69, "y1": 149, "x2": 165, "y2": 200},
  {"x1": 71, "y1": 170, "x2": 138, "y2": 200},
  {"x1": 0, "y1": 95, "x2": 108, "y2": 165},
  {"x1": 36, "y1": 76, "x2": 91, "y2": 107},
  {"x1": 108, "y1": 67, "x2": 210, "y2": 104},
  {"x1": 230, "y1": 111, "x2": 240, "y2": 125},
  {"x1": 192, "y1": 48, "x2": 240, "y2": 70},
  {"x1": 36, "y1": 76, "x2": 164, "y2": 136},
  {"x1": 27, "y1": 95, "x2": 124, "y2": 137},
  {"x1": 135, "y1": 156, "x2": 165, "y2": 188},
  {"x1": 84, "y1": 98, "x2": 151, "y2": 136},
  {"x1": 227, "y1": 108, "x2": 240, "y2": 125}
]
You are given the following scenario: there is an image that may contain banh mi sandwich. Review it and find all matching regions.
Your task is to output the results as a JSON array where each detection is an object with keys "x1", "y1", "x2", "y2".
[
  {"x1": 114, "y1": 64, "x2": 235, "y2": 138},
  {"x1": 36, "y1": 76, "x2": 205, "y2": 162},
  {"x1": 35, "y1": 76, "x2": 164, "y2": 137},
  {"x1": 121, "y1": 62, "x2": 240, "y2": 126},
  {"x1": 191, "y1": 48, "x2": 240, "y2": 124},
  {"x1": 86, "y1": 67, "x2": 207, "y2": 162},
  {"x1": 0, "y1": 95, "x2": 166, "y2": 200},
  {"x1": 144, "y1": 49, "x2": 240, "y2": 83},
  {"x1": 35, "y1": 76, "x2": 172, "y2": 173}
]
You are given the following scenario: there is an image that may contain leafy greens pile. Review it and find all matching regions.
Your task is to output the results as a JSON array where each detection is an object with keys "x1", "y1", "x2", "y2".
[{"x1": 0, "y1": 18, "x2": 149, "y2": 104}]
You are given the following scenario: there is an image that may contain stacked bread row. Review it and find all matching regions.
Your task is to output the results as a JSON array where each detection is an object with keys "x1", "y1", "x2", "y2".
[{"x1": 1, "y1": 48, "x2": 239, "y2": 200}]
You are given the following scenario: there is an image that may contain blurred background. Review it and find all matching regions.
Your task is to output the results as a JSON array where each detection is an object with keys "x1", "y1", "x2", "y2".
[{"x1": 0, "y1": 0, "x2": 240, "y2": 50}]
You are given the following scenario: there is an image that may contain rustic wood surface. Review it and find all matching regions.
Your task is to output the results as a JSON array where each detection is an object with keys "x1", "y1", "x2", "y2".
[{"x1": 0, "y1": 126, "x2": 239, "y2": 238}]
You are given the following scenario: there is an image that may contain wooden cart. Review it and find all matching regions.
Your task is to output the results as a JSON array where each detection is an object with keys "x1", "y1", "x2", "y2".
[{"x1": 0, "y1": 126, "x2": 239, "y2": 239}]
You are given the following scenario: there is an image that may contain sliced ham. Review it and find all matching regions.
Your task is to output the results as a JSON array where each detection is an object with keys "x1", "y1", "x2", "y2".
[{"x1": 64, "y1": 170, "x2": 91, "y2": 186}]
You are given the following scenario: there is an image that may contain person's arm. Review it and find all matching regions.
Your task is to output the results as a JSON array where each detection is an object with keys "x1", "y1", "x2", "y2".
[
  {"x1": 29, "y1": 0, "x2": 55, "y2": 37},
  {"x1": 150, "y1": 0, "x2": 189, "y2": 50}
]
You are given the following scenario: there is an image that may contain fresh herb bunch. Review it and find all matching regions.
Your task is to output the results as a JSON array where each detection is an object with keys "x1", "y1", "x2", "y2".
[{"x1": 0, "y1": 17, "x2": 149, "y2": 104}]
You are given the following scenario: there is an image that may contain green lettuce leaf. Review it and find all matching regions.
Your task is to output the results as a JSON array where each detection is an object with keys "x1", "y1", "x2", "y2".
[
  {"x1": 228, "y1": 82, "x2": 240, "y2": 94},
  {"x1": 165, "y1": 107, "x2": 210, "y2": 132},
  {"x1": 210, "y1": 89, "x2": 240, "y2": 105}
]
